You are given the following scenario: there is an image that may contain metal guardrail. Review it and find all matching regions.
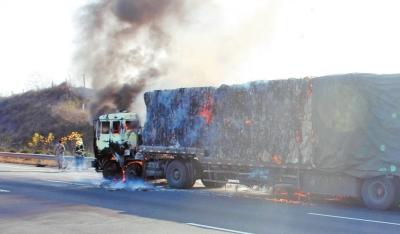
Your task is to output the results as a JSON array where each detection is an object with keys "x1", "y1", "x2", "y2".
[
  {"x1": 0, "y1": 152, "x2": 58, "y2": 160},
  {"x1": 0, "y1": 152, "x2": 95, "y2": 168}
]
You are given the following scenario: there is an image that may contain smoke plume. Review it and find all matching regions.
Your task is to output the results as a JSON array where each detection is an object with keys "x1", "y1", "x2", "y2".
[
  {"x1": 75, "y1": 0, "x2": 279, "y2": 120},
  {"x1": 75, "y1": 0, "x2": 184, "y2": 119}
]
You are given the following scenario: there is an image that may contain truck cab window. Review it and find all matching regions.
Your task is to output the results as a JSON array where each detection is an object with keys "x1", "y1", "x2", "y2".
[
  {"x1": 101, "y1": 121, "x2": 110, "y2": 134},
  {"x1": 112, "y1": 121, "x2": 121, "y2": 134},
  {"x1": 126, "y1": 120, "x2": 139, "y2": 131}
]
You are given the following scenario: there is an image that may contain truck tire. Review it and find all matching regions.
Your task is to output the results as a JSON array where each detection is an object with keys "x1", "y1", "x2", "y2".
[
  {"x1": 102, "y1": 160, "x2": 122, "y2": 181},
  {"x1": 361, "y1": 177, "x2": 396, "y2": 210},
  {"x1": 395, "y1": 177, "x2": 400, "y2": 206},
  {"x1": 166, "y1": 160, "x2": 191, "y2": 189},
  {"x1": 184, "y1": 160, "x2": 197, "y2": 188},
  {"x1": 125, "y1": 163, "x2": 142, "y2": 181}
]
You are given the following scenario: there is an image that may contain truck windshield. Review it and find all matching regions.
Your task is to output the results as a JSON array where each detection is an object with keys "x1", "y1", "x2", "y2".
[{"x1": 112, "y1": 121, "x2": 121, "y2": 134}]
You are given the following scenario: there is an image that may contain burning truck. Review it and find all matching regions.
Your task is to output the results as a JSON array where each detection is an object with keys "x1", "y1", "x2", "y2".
[{"x1": 92, "y1": 74, "x2": 400, "y2": 210}]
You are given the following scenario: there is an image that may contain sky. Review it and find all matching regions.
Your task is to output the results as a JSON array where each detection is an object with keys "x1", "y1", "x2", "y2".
[
  {"x1": 0, "y1": 0, "x2": 83, "y2": 95},
  {"x1": 1, "y1": 0, "x2": 400, "y2": 96}
]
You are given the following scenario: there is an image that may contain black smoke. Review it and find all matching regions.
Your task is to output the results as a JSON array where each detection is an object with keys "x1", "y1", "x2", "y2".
[{"x1": 75, "y1": 0, "x2": 184, "y2": 119}]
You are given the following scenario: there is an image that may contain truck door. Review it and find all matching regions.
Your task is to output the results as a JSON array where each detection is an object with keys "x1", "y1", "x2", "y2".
[
  {"x1": 97, "y1": 121, "x2": 111, "y2": 150},
  {"x1": 125, "y1": 120, "x2": 139, "y2": 147},
  {"x1": 110, "y1": 120, "x2": 122, "y2": 143}
]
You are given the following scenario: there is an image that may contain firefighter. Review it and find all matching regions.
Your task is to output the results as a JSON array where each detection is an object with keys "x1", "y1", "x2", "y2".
[
  {"x1": 74, "y1": 139, "x2": 85, "y2": 171},
  {"x1": 54, "y1": 140, "x2": 66, "y2": 170}
]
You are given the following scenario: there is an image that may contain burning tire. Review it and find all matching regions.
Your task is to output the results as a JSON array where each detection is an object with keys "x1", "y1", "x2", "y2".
[
  {"x1": 102, "y1": 160, "x2": 122, "y2": 180},
  {"x1": 166, "y1": 160, "x2": 191, "y2": 189},
  {"x1": 361, "y1": 177, "x2": 397, "y2": 210},
  {"x1": 125, "y1": 163, "x2": 142, "y2": 181}
]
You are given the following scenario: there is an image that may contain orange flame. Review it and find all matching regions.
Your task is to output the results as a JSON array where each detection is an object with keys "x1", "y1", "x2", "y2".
[
  {"x1": 199, "y1": 96, "x2": 214, "y2": 125},
  {"x1": 271, "y1": 154, "x2": 283, "y2": 165}
]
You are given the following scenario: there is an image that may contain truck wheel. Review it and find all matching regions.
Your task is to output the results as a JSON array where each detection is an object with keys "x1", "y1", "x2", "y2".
[
  {"x1": 361, "y1": 177, "x2": 396, "y2": 210},
  {"x1": 125, "y1": 163, "x2": 142, "y2": 181},
  {"x1": 166, "y1": 160, "x2": 190, "y2": 189},
  {"x1": 184, "y1": 160, "x2": 197, "y2": 188},
  {"x1": 102, "y1": 160, "x2": 122, "y2": 180},
  {"x1": 395, "y1": 177, "x2": 400, "y2": 207}
]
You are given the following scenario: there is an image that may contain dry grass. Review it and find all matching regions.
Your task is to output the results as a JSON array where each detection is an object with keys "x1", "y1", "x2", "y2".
[{"x1": 0, "y1": 83, "x2": 93, "y2": 152}]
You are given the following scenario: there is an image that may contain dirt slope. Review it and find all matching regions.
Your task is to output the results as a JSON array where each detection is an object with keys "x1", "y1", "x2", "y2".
[{"x1": 0, "y1": 83, "x2": 93, "y2": 153}]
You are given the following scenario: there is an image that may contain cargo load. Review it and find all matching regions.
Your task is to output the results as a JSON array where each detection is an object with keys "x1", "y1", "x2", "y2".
[{"x1": 143, "y1": 74, "x2": 400, "y2": 178}]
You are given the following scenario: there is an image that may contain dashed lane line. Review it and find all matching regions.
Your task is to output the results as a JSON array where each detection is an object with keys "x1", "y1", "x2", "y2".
[
  {"x1": 308, "y1": 212, "x2": 400, "y2": 226},
  {"x1": 43, "y1": 179, "x2": 90, "y2": 187},
  {"x1": 186, "y1": 223, "x2": 254, "y2": 234}
]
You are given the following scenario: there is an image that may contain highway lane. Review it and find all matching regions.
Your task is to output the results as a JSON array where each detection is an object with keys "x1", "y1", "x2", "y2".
[{"x1": 0, "y1": 163, "x2": 400, "y2": 234}]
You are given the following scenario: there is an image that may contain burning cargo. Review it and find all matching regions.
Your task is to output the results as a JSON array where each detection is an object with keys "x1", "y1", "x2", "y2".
[
  {"x1": 143, "y1": 79, "x2": 313, "y2": 165},
  {"x1": 93, "y1": 74, "x2": 400, "y2": 210},
  {"x1": 143, "y1": 74, "x2": 400, "y2": 178}
]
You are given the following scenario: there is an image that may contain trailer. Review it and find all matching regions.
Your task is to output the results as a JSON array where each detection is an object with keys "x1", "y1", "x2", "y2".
[{"x1": 92, "y1": 74, "x2": 400, "y2": 210}]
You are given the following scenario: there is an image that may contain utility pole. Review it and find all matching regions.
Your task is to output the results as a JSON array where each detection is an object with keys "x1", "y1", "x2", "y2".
[{"x1": 82, "y1": 73, "x2": 86, "y2": 111}]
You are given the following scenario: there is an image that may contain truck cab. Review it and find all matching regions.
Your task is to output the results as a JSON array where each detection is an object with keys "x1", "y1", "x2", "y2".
[
  {"x1": 93, "y1": 112, "x2": 141, "y2": 176},
  {"x1": 92, "y1": 111, "x2": 203, "y2": 186}
]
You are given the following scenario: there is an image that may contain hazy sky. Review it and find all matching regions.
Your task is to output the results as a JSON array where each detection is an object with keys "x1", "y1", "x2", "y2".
[
  {"x1": 1, "y1": 0, "x2": 400, "y2": 96},
  {"x1": 0, "y1": 0, "x2": 83, "y2": 95}
]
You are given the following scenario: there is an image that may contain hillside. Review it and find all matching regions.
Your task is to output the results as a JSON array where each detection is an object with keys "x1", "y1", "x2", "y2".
[{"x1": 0, "y1": 83, "x2": 94, "y2": 154}]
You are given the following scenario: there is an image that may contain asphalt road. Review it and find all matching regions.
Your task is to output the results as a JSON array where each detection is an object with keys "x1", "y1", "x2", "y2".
[{"x1": 1, "y1": 163, "x2": 400, "y2": 234}]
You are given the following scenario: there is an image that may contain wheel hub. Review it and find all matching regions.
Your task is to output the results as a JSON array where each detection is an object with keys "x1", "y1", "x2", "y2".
[
  {"x1": 173, "y1": 169, "x2": 181, "y2": 180},
  {"x1": 371, "y1": 182, "x2": 386, "y2": 200},
  {"x1": 127, "y1": 169, "x2": 137, "y2": 177}
]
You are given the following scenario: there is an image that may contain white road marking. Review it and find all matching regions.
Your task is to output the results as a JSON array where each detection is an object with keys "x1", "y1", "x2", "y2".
[
  {"x1": 0, "y1": 189, "x2": 10, "y2": 193},
  {"x1": 0, "y1": 163, "x2": 44, "y2": 168},
  {"x1": 186, "y1": 223, "x2": 254, "y2": 234},
  {"x1": 308, "y1": 212, "x2": 400, "y2": 226},
  {"x1": 0, "y1": 164, "x2": 55, "y2": 171},
  {"x1": 0, "y1": 164, "x2": 24, "y2": 168},
  {"x1": 44, "y1": 180, "x2": 88, "y2": 186}
]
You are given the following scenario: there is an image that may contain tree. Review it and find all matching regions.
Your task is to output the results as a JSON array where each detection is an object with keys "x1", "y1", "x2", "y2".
[{"x1": 27, "y1": 132, "x2": 54, "y2": 154}]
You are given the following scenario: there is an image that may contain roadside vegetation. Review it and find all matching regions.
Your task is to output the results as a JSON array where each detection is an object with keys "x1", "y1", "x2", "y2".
[{"x1": 25, "y1": 131, "x2": 85, "y2": 156}]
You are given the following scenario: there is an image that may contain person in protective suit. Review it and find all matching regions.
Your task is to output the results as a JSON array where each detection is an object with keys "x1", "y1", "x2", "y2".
[{"x1": 74, "y1": 140, "x2": 85, "y2": 170}]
